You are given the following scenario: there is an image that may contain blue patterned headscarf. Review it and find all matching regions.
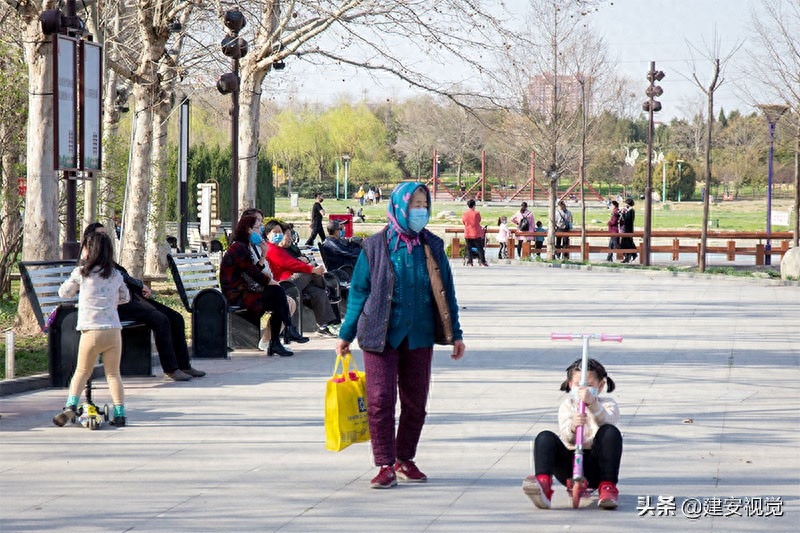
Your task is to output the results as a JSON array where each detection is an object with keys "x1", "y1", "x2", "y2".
[{"x1": 386, "y1": 182, "x2": 431, "y2": 252}]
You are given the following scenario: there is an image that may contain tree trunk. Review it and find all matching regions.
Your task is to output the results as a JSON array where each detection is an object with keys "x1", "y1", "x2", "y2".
[
  {"x1": 119, "y1": 5, "x2": 170, "y2": 279},
  {"x1": 0, "y1": 138, "x2": 23, "y2": 299},
  {"x1": 119, "y1": 82, "x2": 155, "y2": 278},
  {"x1": 144, "y1": 96, "x2": 170, "y2": 277},
  {"x1": 16, "y1": 18, "x2": 59, "y2": 334},
  {"x1": 794, "y1": 119, "x2": 799, "y2": 248},
  {"x1": 547, "y1": 177, "x2": 557, "y2": 260},
  {"x1": 98, "y1": 1, "x2": 125, "y2": 229},
  {"x1": 238, "y1": 67, "x2": 268, "y2": 216},
  {"x1": 99, "y1": 66, "x2": 122, "y2": 230},
  {"x1": 699, "y1": 93, "x2": 714, "y2": 273}
]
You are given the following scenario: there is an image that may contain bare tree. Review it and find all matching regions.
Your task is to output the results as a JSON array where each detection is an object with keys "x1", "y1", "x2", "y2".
[
  {"x1": 203, "y1": 0, "x2": 514, "y2": 220},
  {"x1": 495, "y1": 0, "x2": 610, "y2": 259},
  {"x1": 687, "y1": 31, "x2": 740, "y2": 272},
  {"x1": 394, "y1": 96, "x2": 439, "y2": 179}
]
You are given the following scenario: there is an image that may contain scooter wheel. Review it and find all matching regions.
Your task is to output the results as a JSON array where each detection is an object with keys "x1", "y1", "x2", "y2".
[
  {"x1": 572, "y1": 480, "x2": 583, "y2": 509},
  {"x1": 88, "y1": 418, "x2": 98, "y2": 430},
  {"x1": 103, "y1": 404, "x2": 110, "y2": 422}
]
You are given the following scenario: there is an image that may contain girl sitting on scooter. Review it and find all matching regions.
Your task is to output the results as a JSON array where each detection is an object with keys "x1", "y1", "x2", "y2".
[{"x1": 523, "y1": 358, "x2": 622, "y2": 510}]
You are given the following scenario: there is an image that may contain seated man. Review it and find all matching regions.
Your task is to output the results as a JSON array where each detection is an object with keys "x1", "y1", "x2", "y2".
[
  {"x1": 82, "y1": 223, "x2": 205, "y2": 382},
  {"x1": 264, "y1": 220, "x2": 339, "y2": 338},
  {"x1": 319, "y1": 220, "x2": 362, "y2": 273}
]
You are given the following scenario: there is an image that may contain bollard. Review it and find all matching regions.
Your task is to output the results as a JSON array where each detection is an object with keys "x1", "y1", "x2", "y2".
[{"x1": 5, "y1": 330, "x2": 14, "y2": 380}]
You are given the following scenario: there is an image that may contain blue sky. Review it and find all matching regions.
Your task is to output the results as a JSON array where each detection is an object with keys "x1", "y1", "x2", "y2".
[{"x1": 267, "y1": 0, "x2": 768, "y2": 120}]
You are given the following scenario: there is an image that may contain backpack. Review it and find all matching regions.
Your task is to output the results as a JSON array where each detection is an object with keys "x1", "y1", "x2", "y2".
[{"x1": 518, "y1": 215, "x2": 530, "y2": 232}]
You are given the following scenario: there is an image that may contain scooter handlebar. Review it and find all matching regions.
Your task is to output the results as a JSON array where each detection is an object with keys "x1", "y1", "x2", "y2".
[{"x1": 550, "y1": 333, "x2": 623, "y2": 342}]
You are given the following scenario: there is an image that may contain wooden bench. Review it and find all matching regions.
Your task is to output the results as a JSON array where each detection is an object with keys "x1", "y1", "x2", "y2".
[
  {"x1": 167, "y1": 252, "x2": 303, "y2": 356},
  {"x1": 18, "y1": 260, "x2": 153, "y2": 388}
]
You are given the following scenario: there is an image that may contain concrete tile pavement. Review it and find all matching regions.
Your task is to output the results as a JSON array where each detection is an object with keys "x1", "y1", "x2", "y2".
[{"x1": 1, "y1": 262, "x2": 798, "y2": 532}]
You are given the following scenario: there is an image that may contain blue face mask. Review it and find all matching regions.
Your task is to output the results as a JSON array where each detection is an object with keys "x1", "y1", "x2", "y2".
[
  {"x1": 407, "y1": 207, "x2": 429, "y2": 233},
  {"x1": 269, "y1": 232, "x2": 284, "y2": 245},
  {"x1": 250, "y1": 231, "x2": 263, "y2": 246},
  {"x1": 571, "y1": 386, "x2": 599, "y2": 401}
]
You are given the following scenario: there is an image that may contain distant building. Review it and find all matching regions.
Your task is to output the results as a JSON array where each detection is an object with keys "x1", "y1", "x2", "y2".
[{"x1": 526, "y1": 73, "x2": 592, "y2": 115}]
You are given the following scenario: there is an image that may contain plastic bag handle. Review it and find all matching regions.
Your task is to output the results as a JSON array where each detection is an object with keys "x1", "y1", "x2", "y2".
[{"x1": 332, "y1": 352, "x2": 361, "y2": 381}]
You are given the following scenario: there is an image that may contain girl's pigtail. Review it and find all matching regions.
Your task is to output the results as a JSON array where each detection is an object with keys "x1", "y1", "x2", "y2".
[{"x1": 605, "y1": 375, "x2": 616, "y2": 393}]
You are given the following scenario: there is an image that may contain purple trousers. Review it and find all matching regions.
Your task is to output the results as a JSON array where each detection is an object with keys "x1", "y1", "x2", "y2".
[{"x1": 363, "y1": 341, "x2": 433, "y2": 466}]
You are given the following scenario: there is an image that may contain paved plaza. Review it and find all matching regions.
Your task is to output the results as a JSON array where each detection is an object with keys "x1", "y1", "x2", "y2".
[{"x1": 1, "y1": 262, "x2": 798, "y2": 532}]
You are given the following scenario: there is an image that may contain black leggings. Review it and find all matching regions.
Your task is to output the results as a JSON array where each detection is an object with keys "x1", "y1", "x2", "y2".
[
  {"x1": 465, "y1": 238, "x2": 486, "y2": 265},
  {"x1": 118, "y1": 295, "x2": 189, "y2": 373},
  {"x1": 534, "y1": 424, "x2": 622, "y2": 488}
]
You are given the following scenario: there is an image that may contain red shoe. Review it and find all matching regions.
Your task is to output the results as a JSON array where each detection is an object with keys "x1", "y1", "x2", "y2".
[
  {"x1": 370, "y1": 465, "x2": 397, "y2": 489},
  {"x1": 598, "y1": 481, "x2": 619, "y2": 509},
  {"x1": 394, "y1": 459, "x2": 427, "y2": 483},
  {"x1": 522, "y1": 474, "x2": 553, "y2": 509}
]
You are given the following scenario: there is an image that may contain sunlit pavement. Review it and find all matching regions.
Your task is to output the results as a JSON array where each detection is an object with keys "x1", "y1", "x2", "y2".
[{"x1": 1, "y1": 262, "x2": 797, "y2": 532}]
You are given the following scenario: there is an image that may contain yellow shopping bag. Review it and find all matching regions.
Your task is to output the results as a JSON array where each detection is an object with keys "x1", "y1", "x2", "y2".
[{"x1": 325, "y1": 352, "x2": 370, "y2": 451}]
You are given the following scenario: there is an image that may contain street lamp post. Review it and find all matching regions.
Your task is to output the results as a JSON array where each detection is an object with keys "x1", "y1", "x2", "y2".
[
  {"x1": 756, "y1": 104, "x2": 789, "y2": 266},
  {"x1": 677, "y1": 160, "x2": 684, "y2": 202},
  {"x1": 335, "y1": 159, "x2": 340, "y2": 200},
  {"x1": 342, "y1": 154, "x2": 351, "y2": 201},
  {"x1": 217, "y1": 11, "x2": 248, "y2": 225},
  {"x1": 662, "y1": 160, "x2": 667, "y2": 205},
  {"x1": 642, "y1": 61, "x2": 665, "y2": 266}
]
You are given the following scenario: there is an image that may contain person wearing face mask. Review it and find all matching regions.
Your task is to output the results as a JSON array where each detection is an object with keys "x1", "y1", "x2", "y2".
[
  {"x1": 241, "y1": 209, "x2": 309, "y2": 347},
  {"x1": 523, "y1": 358, "x2": 622, "y2": 510},
  {"x1": 320, "y1": 219, "x2": 362, "y2": 273},
  {"x1": 305, "y1": 192, "x2": 327, "y2": 246},
  {"x1": 335, "y1": 182, "x2": 466, "y2": 489},
  {"x1": 220, "y1": 215, "x2": 306, "y2": 356},
  {"x1": 264, "y1": 220, "x2": 339, "y2": 338}
]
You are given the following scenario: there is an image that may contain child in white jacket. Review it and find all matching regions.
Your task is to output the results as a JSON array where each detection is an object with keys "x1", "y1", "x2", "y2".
[
  {"x1": 53, "y1": 231, "x2": 130, "y2": 427},
  {"x1": 523, "y1": 358, "x2": 622, "y2": 510}
]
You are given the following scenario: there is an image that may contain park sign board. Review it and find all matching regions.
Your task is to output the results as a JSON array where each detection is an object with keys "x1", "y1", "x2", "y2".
[
  {"x1": 53, "y1": 34, "x2": 78, "y2": 171},
  {"x1": 80, "y1": 40, "x2": 102, "y2": 171},
  {"x1": 53, "y1": 35, "x2": 103, "y2": 172}
]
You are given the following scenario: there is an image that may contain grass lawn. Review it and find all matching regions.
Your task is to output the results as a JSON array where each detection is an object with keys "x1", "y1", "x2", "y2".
[{"x1": 277, "y1": 196, "x2": 795, "y2": 233}]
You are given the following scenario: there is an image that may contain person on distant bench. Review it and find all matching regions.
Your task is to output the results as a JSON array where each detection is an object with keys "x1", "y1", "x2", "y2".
[
  {"x1": 82, "y1": 223, "x2": 206, "y2": 382},
  {"x1": 320, "y1": 220, "x2": 362, "y2": 273}
]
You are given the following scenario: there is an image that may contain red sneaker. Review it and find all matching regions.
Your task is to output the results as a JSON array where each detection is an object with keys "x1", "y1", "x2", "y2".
[
  {"x1": 394, "y1": 460, "x2": 427, "y2": 483},
  {"x1": 370, "y1": 465, "x2": 397, "y2": 489},
  {"x1": 522, "y1": 474, "x2": 553, "y2": 509},
  {"x1": 598, "y1": 481, "x2": 619, "y2": 509}
]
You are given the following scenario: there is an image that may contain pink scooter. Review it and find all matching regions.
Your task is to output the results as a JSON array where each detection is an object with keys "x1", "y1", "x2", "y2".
[{"x1": 551, "y1": 333, "x2": 622, "y2": 508}]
